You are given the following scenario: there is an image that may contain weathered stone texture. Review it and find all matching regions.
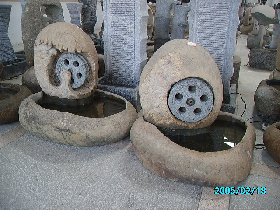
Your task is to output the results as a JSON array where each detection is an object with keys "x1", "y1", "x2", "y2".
[
  {"x1": 66, "y1": 2, "x2": 83, "y2": 27},
  {"x1": 140, "y1": 39, "x2": 223, "y2": 129},
  {"x1": 34, "y1": 22, "x2": 99, "y2": 99},
  {"x1": 263, "y1": 122, "x2": 280, "y2": 163},
  {"x1": 21, "y1": 0, "x2": 64, "y2": 68}
]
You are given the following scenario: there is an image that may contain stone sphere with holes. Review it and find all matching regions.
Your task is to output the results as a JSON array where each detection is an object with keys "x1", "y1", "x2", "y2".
[
  {"x1": 34, "y1": 22, "x2": 98, "y2": 99},
  {"x1": 139, "y1": 39, "x2": 223, "y2": 129}
]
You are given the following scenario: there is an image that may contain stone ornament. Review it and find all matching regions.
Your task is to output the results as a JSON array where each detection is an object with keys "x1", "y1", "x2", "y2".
[
  {"x1": 263, "y1": 122, "x2": 280, "y2": 163},
  {"x1": 19, "y1": 90, "x2": 137, "y2": 147},
  {"x1": 0, "y1": 83, "x2": 32, "y2": 125},
  {"x1": 34, "y1": 22, "x2": 99, "y2": 99},
  {"x1": 130, "y1": 112, "x2": 256, "y2": 187},
  {"x1": 139, "y1": 39, "x2": 223, "y2": 129}
]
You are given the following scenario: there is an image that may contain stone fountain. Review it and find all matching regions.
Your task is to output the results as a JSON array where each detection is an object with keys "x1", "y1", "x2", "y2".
[
  {"x1": 131, "y1": 39, "x2": 256, "y2": 187},
  {"x1": 19, "y1": 22, "x2": 137, "y2": 146}
]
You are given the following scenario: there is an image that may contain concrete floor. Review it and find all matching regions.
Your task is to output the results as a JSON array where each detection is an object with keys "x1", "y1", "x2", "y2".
[{"x1": 0, "y1": 34, "x2": 280, "y2": 210}]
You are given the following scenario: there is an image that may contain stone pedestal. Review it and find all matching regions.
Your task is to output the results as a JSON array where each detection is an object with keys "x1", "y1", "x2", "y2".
[
  {"x1": 66, "y1": 3, "x2": 83, "y2": 27},
  {"x1": 189, "y1": 0, "x2": 240, "y2": 104},
  {"x1": 171, "y1": 4, "x2": 190, "y2": 40},
  {"x1": 0, "y1": 5, "x2": 16, "y2": 63},
  {"x1": 21, "y1": 0, "x2": 64, "y2": 68},
  {"x1": 154, "y1": 0, "x2": 173, "y2": 51},
  {"x1": 99, "y1": 0, "x2": 148, "y2": 110}
]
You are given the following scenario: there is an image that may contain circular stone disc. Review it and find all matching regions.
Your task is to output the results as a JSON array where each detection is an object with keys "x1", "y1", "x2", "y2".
[
  {"x1": 168, "y1": 78, "x2": 214, "y2": 123},
  {"x1": 56, "y1": 53, "x2": 89, "y2": 89}
]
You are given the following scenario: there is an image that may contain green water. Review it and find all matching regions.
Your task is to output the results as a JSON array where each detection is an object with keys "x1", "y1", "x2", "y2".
[
  {"x1": 38, "y1": 94, "x2": 126, "y2": 118},
  {"x1": 160, "y1": 120, "x2": 246, "y2": 152}
]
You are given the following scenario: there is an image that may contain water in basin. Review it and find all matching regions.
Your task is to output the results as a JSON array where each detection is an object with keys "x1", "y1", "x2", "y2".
[{"x1": 160, "y1": 120, "x2": 246, "y2": 152}]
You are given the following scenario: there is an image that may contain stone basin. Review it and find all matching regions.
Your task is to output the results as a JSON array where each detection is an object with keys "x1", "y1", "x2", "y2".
[
  {"x1": 263, "y1": 122, "x2": 280, "y2": 163},
  {"x1": 130, "y1": 112, "x2": 256, "y2": 187},
  {"x1": 254, "y1": 79, "x2": 280, "y2": 122},
  {"x1": 0, "y1": 83, "x2": 31, "y2": 125},
  {"x1": 19, "y1": 89, "x2": 137, "y2": 146}
]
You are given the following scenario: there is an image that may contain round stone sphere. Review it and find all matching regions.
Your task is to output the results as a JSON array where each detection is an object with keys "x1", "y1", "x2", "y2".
[
  {"x1": 34, "y1": 22, "x2": 99, "y2": 99},
  {"x1": 139, "y1": 39, "x2": 223, "y2": 129},
  {"x1": 263, "y1": 122, "x2": 280, "y2": 163}
]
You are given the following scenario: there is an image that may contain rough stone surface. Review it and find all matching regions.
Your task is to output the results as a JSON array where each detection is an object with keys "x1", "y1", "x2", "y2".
[
  {"x1": 171, "y1": 4, "x2": 191, "y2": 40},
  {"x1": 0, "y1": 62, "x2": 2, "y2": 79},
  {"x1": 21, "y1": 0, "x2": 64, "y2": 68},
  {"x1": 130, "y1": 112, "x2": 256, "y2": 187},
  {"x1": 188, "y1": 0, "x2": 240, "y2": 103},
  {"x1": 0, "y1": 5, "x2": 16, "y2": 62},
  {"x1": 78, "y1": 0, "x2": 97, "y2": 35},
  {"x1": 22, "y1": 66, "x2": 42, "y2": 93},
  {"x1": 249, "y1": 48, "x2": 276, "y2": 70},
  {"x1": 263, "y1": 122, "x2": 280, "y2": 163},
  {"x1": 99, "y1": 0, "x2": 147, "y2": 109},
  {"x1": 231, "y1": 55, "x2": 241, "y2": 90},
  {"x1": 254, "y1": 79, "x2": 280, "y2": 121},
  {"x1": 19, "y1": 90, "x2": 137, "y2": 147},
  {"x1": 66, "y1": 2, "x2": 83, "y2": 27},
  {"x1": 270, "y1": 9, "x2": 280, "y2": 49},
  {"x1": 139, "y1": 39, "x2": 223, "y2": 129},
  {"x1": 34, "y1": 22, "x2": 99, "y2": 99},
  {"x1": 154, "y1": 0, "x2": 173, "y2": 51},
  {"x1": 0, "y1": 83, "x2": 32, "y2": 125}
]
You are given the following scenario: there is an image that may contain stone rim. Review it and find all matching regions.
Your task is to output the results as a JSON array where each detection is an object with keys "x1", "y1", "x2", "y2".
[
  {"x1": 130, "y1": 112, "x2": 256, "y2": 187},
  {"x1": 19, "y1": 90, "x2": 137, "y2": 147}
]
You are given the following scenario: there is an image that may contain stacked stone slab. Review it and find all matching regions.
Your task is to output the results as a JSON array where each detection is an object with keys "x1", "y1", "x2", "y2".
[
  {"x1": 99, "y1": 0, "x2": 148, "y2": 109},
  {"x1": 171, "y1": 4, "x2": 191, "y2": 40},
  {"x1": 66, "y1": 2, "x2": 83, "y2": 27},
  {"x1": 154, "y1": 0, "x2": 173, "y2": 51},
  {"x1": 21, "y1": 0, "x2": 64, "y2": 68},
  {"x1": 188, "y1": 0, "x2": 240, "y2": 103},
  {"x1": 0, "y1": 5, "x2": 16, "y2": 63},
  {"x1": 78, "y1": 0, "x2": 97, "y2": 37}
]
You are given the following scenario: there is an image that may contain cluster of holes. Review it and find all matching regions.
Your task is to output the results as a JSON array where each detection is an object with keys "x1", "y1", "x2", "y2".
[
  {"x1": 63, "y1": 59, "x2": 82, "y2": 79},
  {"x1": 174, "y1": 85, "x2": 209, "y2": 115}
]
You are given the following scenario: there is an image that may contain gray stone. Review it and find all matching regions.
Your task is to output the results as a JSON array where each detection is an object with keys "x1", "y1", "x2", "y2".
[
  {"x1": 78, "y1": 0, "x2": 97, "y2": 36},
  {"x1": 154, "y1": 0, "x2": 173, "y2": 51},
  {"x1": 189, "y1": 0, "x2": 240, "y2": 104},
  {"x1": 99, "y1": 0, "x2": 148, "y2": 109},
  {"x1": 20, "y1": 0, "x2": 28, "y2": 12},
  {"x1": 21, "y1": 0, "x2": 64, "y2": 68},
  {"x1": 249, "y1": 48, "x2": 277, "y2": 70},
  {"x1": 0, "y1": 5, "x2": 16, "y2": 62},
  {"x1": 66, "y1": 2, "x2": 83, "y2": 27},
  {"x1": 270, "y1": 9, "x2": 280, "y2": 49},
  {"x1": 171, "y1": 4, "x2": 190, "y2": 40}
]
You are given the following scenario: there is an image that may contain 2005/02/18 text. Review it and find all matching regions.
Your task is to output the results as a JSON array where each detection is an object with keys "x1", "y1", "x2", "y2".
[{"x1": 214, "y1": 187, "x2": 266, "y2": 195}]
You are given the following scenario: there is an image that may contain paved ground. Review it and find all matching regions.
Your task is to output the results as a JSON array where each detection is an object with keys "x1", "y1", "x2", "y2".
[{"x1": 0, "y1": 34, "x2": 280, "y2": 209}]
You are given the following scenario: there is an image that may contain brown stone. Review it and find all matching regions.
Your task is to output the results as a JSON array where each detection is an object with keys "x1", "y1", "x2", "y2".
[
  {"x1": 130, "y1": 112, "x2": 256, "y2": 187},
  {"x1": 139, "y1": 39, "x2": 223, "y2": 129},
  {"x1": 22, "y1": 66, "x2": 42, "y2": 93},
  {"x1": 0, "y1": 83, "x2": 32, "y2": 125},
  {"x1": 254, "y1": 79, "x2": 280, "y2": 121},
  {"x1": 263, "y1": 122, "x2": 280, "y2": 163},
  {"x1": 22, "y1": 0, "x2": 64, "y2": 68},
  {"x1": 34, "y1": 22, "x2": 99, "y2": 99},
  {"x1": 19, "y1": 90, "x2": 137, "y2": 147}
]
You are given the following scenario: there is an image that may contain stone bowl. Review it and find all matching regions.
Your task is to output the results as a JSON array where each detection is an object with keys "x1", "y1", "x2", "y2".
[
  {"x1": 130, "y1": 112, "x2": 256, "y2": 187},
  {"x1": 263, "y1": 122, "x2": 280, "y2": 163},
  {"x1": 254, "y1": 79, "x2": 280, "y2": 121},
  {"x1": 19, "y1": 90, "x2": 137, "y2": 147},
  {"x1": 0, "y1": 83, "x2": 32, "y2": 125}
]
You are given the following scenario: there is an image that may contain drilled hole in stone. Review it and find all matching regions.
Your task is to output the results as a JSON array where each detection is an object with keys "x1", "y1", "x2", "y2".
[
  {"x1": 73, "y1": 61, "x2": 79, "y2": 67},
  {"x1": 77, "y1": 72, "x2": 82, "y2": 79},
  {"x1": 194, "y1": 108, "x2": 201, "y2": 114},
  {"x1": 179, "y1": 107, "x2": 186, "y2": 112},
  {"x1": 200, "y1": 95, "x2": 208, "y2": 101},
  {"x1": 175, "y1": 93, "x2": 183, "y2": 99},
  {"x1": 189, "y1": 85, "x2": 196, "y2": 92},
  {"x1": 186, "y1": 98, "x2": 195, "y2": 106},
  {"x1": 64, "y1": 59, "x2": 69, "y2": 65}
]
